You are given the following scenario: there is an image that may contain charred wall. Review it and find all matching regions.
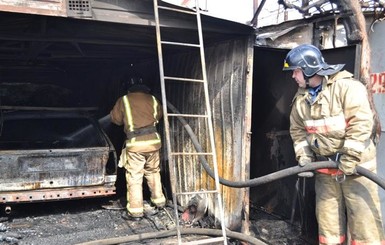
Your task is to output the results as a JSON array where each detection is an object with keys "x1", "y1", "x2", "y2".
[{"x1": 155, "y1": 37, "x2": 253, "y2": 230}]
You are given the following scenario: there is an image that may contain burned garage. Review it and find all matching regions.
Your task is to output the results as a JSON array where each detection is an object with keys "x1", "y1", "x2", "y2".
[
  {"x1": 0, "y1": 0, "x2": 258, "y2": 244},
  {"x1": 1, "y1": 0, "x2": 385, "y2": 244}
]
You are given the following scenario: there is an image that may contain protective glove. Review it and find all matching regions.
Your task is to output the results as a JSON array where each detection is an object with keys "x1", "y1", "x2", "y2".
[
  {"x1": 298, "y1": 156, "x2": 313, "y2": 167},
  {"x1": 338, "y1": 154, "x2": 359, "y2": 175},
  {"x1": 297, "y1": 156, "x2": 314, "y2": 178}
]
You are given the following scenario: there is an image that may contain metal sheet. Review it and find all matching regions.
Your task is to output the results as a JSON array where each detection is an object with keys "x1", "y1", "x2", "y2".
[
  {"x1": 0, "y1": 149, "x2": 108, "y2": 191},
  {"x1": 158, "y1": 37, "x2": 252, "y2": 229},
  {"x1": 0, "y1": 184, "x2": 116, "y2": 203}
]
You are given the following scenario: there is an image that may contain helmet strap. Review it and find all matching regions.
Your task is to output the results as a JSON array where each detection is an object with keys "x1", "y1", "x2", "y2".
[
  {"x1": 304, "y1": 73, "x2": 311, "y2": 89},
  {"x1": 304, "y1": 73, "x2": 316, "y2": 89}
]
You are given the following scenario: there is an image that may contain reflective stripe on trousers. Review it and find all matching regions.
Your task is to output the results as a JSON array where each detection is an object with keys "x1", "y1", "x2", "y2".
[
  {"x1": 124, "y1": 150, "x2": 165, "y2": 215},
  {"x1": 315, "y1": 158, "x2": 385, "y2": 244}
]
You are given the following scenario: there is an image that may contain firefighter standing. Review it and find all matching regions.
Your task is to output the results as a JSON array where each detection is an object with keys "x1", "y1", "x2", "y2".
[
  {"x1": 110, "y1": 77, "x2": 166, "y2": 220},
  {"x1": 283, "y1": 44, "x2": 385, "y2": 244}
]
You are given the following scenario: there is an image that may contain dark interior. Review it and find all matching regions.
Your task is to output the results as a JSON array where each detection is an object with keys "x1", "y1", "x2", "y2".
[
  {"x1": 0, "y1": 7, "x2": 253, "y2": 202},
  {"x1": 0, "y1": 8, "x2": 250, "y2": 111},
  {"x1": 0, "y1": 115, "x2": 106, "y2": 149}
]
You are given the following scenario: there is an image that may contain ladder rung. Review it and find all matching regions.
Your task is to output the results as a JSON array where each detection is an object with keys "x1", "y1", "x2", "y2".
[
  {"x1": 158, "y1": 5, "x2": 196, "y2": 15},
  {"x1": 182, "y1": 237, "x2": 225, "y2": 245},
  {"x1": 164, "y1": 76, "x2": 204, "y2": 83},
  {"x1": 161, "y1": 41, "x2": 200, "y2": 48},
  {"x1": 170, "y1": 152, "x2": 213, "y2": 156},
  {"x1": 168, "y1": 113, "x2": 208, "y2": 118},
  {"x1": 176, "y1": 190, "x2": 219, "y2": 196}
]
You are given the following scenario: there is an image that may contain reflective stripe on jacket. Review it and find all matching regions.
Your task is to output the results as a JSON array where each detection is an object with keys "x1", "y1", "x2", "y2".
[
  {"x1": 289, "y1": 70, "x2": 376, "y2": 174},
  {"x1": 110, "y1": 91, "x2": 162, "y2": 153}
]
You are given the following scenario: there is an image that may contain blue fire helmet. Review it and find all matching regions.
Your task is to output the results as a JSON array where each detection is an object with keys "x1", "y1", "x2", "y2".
[{"x1": 283, "y1": 44, "x2": 345, "y2": 77}]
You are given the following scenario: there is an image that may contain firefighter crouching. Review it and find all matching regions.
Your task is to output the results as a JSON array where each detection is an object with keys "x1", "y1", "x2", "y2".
[
  {"x1": 110, "y1": 76, "x2": 166, "y2": 221},
  {"x1": 283, "y1": 44, "x2": 385, "y2": 244}
]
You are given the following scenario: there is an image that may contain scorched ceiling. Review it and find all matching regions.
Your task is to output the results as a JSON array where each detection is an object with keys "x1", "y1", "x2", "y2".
[{"x1": 0, "y1": 1, "x2": 253, "y2": 85}]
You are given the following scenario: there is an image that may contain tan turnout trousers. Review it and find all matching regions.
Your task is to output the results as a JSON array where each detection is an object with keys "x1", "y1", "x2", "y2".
[
  {"x1": 123, "y1": 149, "x2": 166, "y2": 215},
  {"x1": 315, "y1": 159, "x2": 384, "y2": 244}
]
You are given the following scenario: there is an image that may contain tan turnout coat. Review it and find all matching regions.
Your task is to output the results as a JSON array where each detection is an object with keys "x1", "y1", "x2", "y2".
[{"x1": 290, "y1": 70, "x2": 376, "y2": 174}]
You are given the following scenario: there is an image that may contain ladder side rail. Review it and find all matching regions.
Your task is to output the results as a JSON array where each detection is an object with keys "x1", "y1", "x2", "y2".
[
  {"x1": 153, "y1": 0, "x2": 182, "y2": 243},
  {"x1": 195, "y1": 0, "x2": 227, "y2": 243},
  {"x1": 154, "y1": 0, "x2": 227, "y2": 243}
]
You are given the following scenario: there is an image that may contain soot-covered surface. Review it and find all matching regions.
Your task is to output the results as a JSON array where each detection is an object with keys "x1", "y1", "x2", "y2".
[{"x1": 0, "y1": 198, "x2": 313, "y2": 245}]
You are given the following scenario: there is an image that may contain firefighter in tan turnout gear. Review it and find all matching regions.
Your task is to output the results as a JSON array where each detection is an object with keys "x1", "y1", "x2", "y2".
[
  {"x1": 110, "y1": 76, "x2": 166, "y2": 221},
  {"x1": 283, "y1": 44, "x2": 385, "y2": 244}
]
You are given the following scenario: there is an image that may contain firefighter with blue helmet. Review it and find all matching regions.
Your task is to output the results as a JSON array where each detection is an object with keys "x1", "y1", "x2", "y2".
[{"x1": 284, "y1": 44, "x2": 384, "y2": 244}]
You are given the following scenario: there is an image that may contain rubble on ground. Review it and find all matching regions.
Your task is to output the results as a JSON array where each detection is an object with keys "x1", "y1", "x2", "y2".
[{"x1": 0, "y1": 198, "x2": 312, "y2": 244}]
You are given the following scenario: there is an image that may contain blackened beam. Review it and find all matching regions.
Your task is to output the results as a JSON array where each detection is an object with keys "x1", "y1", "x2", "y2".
[{"x1": 0, "y1": 34, "x2": 154, "y2": 47}]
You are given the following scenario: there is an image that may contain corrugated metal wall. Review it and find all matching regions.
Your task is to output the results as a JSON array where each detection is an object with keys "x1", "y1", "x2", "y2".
[{"x1": 161, "y1": 37, "x2": 253, "y2": 229}]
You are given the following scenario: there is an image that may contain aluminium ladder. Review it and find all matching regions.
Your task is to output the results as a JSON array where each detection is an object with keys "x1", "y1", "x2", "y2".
[{"x1": 153, "y1": 0, "x2": 227, "y2": 244}]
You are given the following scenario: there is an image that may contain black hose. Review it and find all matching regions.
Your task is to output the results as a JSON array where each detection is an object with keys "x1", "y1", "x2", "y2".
[
  {"x1": 167, "y1": 101, "x2": 385, "y2": 189},
  {"x1": 355, "y1": 166, "x2": 385, "y2": 189},
  {"x1": 80, "y1": 102, "x2": 385, "y2": 245},
  {"x1": 76, "y1": 228, "x2": 267, "y2": 245}
]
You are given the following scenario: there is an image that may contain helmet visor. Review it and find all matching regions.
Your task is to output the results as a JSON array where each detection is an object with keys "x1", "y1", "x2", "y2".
[{"x1": 317, "y1": 64, "x2": 345, "y2": 76}]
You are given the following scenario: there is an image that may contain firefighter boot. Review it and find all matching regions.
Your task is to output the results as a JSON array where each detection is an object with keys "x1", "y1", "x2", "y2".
[
  {"x1": 122, "y1": 210, "x2": 143, "y2": 221},
  {"x1": 143, "y1": 201, "x2": 159, "y2": 217}
]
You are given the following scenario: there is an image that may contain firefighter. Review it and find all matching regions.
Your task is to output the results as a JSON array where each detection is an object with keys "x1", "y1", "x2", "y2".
[
  {"x1": 110, "y1": 76, "x2": 166, "y2": 221},
  {"x1": 283, "y1": 44, "x2": 385, "y2": 244}
]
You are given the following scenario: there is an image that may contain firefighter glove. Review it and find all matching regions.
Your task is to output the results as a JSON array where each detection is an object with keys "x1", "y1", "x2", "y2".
[
  {"x1": 338, "y1": 154, "x2": 358, "y2": 175},
  {"x1": 298, "y1": 156, "x2": 313, "y2": 167}
]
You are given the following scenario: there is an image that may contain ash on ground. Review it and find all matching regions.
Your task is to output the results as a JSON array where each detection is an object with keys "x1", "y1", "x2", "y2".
[
  {"x1": 250, "y1": 205, "x2": 316, "y2": 245},
  {"x1": 0, "y1": 198, "x2": 314, "y2": 245}
]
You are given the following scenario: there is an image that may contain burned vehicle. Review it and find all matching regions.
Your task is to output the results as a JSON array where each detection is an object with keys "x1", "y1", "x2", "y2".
[{"x1": 0, "y1": 83, "x2": 117, "y2": 210}]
